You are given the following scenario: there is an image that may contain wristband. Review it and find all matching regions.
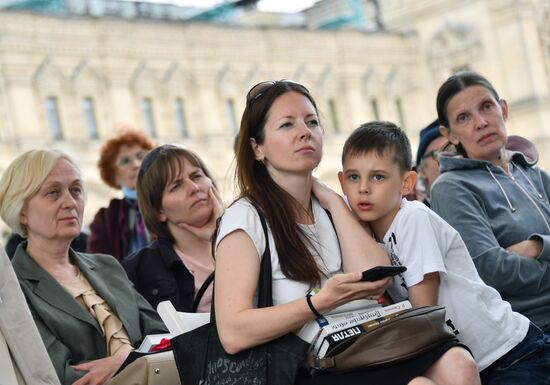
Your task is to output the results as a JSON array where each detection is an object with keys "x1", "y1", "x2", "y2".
[{"x1": 306, "y1": 292, "x2": 323, "y2": 319}]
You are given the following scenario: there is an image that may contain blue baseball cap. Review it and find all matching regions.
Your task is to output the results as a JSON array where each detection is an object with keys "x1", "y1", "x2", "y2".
[{"x1": 416, "y1": 119, "x2": 442, "y2": 168}]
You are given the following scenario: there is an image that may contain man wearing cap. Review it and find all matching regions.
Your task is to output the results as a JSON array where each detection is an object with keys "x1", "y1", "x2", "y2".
[{"x1": 415, "y1": 119, "x2": 447, "y2": 207}]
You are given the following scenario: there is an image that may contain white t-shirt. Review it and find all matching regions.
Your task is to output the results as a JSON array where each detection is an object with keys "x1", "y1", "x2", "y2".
[
  {"x1": 384, "y1": 199, "x2": 529, "y2": 371},
  {"x1": 215, "y1": 197, "x2": 342, "y2": 305}
]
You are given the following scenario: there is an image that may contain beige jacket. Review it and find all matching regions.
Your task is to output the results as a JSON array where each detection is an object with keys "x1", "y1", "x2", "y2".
[{"x1": 0, "y1": 246, "x2": 60, "y2": 385}]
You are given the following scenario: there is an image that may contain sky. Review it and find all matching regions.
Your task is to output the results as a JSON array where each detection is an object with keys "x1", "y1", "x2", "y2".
[
  {"x1": 149, "y1": 0, "x2": 318, "y2": 13},
  {"x1": 0, "y1": 0, "x2": 319, "y2": 12}
]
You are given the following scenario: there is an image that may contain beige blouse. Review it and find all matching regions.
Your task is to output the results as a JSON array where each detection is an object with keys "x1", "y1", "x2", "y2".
[{"x1": 60, "y1": 273, "x2": 133, "y2": 356}]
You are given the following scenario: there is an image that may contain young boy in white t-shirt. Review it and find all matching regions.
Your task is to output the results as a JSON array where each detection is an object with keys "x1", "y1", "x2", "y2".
[{"x1": 338, "y1": 121, "x2": 550, "y2": 384}]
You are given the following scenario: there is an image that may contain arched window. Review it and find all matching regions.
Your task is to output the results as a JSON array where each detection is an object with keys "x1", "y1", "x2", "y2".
[
  {"x1": 174, "y1": 98, "x2": 189, "y2": 138},
  {"x1": 44, "y1": 96, "x2": 63, "y2": 140},
  {"x1": 81, "y1": 97, "x2": 99, "y2": 139},
  {"x1": 140, "y1": 97, "x2": 157, "y2": 138}
]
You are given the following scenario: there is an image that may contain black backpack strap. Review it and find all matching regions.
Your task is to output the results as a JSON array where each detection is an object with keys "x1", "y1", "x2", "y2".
[
  {"x1": 192, "y1": 271, "x2": 215, "y2": 313},
  {"x1": 254, "y1": 204, "x2": 273, "y2": 308},
  {"x1": 207, "y1": 201, "x2": 272, "y2": 319},
  {"x1": 324, "y1": 208, "x2": 335, "y2": 230}
]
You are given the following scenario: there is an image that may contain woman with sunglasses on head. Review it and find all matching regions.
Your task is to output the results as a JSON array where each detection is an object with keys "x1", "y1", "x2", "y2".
[
  {"x1": 0, "y1": 149, "x2": 167, "y2": 385},
  {"x1": 87, "y1": 128, "x2": 155, "y2": 262},
  {"x1": 213, "y1": 80, "x2": 479, "y2": 384},
  {"x1": 122, "y1": 145, "x2": 223, "y2": 312}
]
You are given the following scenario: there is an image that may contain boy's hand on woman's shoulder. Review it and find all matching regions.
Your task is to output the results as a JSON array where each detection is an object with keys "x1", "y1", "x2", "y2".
[{"x1": 311, "y1": 177, "x2": 343, "y2": 210}]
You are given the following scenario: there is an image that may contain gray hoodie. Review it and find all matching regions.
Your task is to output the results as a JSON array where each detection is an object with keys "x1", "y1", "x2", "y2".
[{"x1": 431, "y1": 136, "x2": 550, "y2": 331}]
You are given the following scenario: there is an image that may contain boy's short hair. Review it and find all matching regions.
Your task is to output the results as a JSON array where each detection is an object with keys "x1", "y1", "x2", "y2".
[{"x1": 342, "y1": 121, "x2": 412, "y2": 174}]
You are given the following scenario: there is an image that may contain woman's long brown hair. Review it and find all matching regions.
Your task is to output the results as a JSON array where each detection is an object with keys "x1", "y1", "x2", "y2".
[{"x1": 224, "y1": 81, "x2": 322, "y2": 287}]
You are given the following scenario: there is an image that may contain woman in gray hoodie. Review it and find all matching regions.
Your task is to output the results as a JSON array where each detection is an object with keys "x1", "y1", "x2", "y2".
[{"x1": 431, "y1": 71, "x2": 550, "y2": 334}]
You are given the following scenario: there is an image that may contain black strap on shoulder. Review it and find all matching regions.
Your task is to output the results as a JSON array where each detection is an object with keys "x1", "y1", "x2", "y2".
[
  {"x1": 207, "y1": 202, "x2": 273, "y2": 320},
  {"x1": 324, "y1": 208, "x2": 335, "y2": 230},
  {"x1": 254, "y1": 204, "x2": 273, "y2": 308},
  {"x1": 192, "y1": 271, "x2": 215, "y2": 313}
]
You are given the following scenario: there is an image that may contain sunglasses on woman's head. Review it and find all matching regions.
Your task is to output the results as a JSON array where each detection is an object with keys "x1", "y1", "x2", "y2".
[
  {"x1": 246, "y1": 79, "x2": 308, "y2": 107},
  {"x1": 139, "y1": 144, "x2": 183, "y2": 175}
]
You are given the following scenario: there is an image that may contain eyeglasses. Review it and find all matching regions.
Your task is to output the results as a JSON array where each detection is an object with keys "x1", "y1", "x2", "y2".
[
  {"x1": 246, "y1": 79, "x2": 308, "y2": 107},
  {"x1": 421, "y1": 150, "x2": 440, "y2": 161},
  {"x1": 115, "y1": 150, "x2": 148, "y2": 168}
]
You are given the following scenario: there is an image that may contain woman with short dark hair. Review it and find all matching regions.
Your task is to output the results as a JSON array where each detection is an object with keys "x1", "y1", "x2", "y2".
[{"x1": 123, "y1": 145, "x2": 222, "y2": 312}]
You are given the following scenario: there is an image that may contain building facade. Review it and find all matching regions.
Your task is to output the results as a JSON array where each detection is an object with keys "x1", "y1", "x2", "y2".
[
  {"x1": 0, "y1": 0, "x2": 549, "y2": 236},
  {"x1": 382, "y1": 0, "x2": 550, "y2": 158}
]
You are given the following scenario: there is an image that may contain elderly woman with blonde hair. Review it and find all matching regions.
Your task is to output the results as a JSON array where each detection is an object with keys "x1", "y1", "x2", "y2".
[{"x1": 0, "y1": 149, "x2": 167, "y2": 385}]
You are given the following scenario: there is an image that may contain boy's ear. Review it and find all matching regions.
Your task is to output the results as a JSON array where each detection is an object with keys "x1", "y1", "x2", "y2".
[
  {"x1": 337, "y1": 171, "x2": 345, "y2": 191},
  {"x1": 401, "y1": 170, "x2": 417, "y2": 196}
]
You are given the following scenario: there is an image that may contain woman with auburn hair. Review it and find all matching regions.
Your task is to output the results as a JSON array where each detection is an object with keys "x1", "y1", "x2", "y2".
[
  {"x1": 87, "y1": 128, "x2": 155, "y2": 262},
  {"x1": 0, "y1": 149, "x2": 167, "y2": 385},
  {"x1": 123, "y1": 144, "x2": 223, "y2": 312},
  {"x1": 213, "y1": 80, "x2": 478, "y2": 384}
]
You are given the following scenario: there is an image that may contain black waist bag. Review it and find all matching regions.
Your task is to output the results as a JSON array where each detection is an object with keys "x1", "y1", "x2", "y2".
[{"x1": 306, "y1": 305, "x2": 458, "y2": 373}]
